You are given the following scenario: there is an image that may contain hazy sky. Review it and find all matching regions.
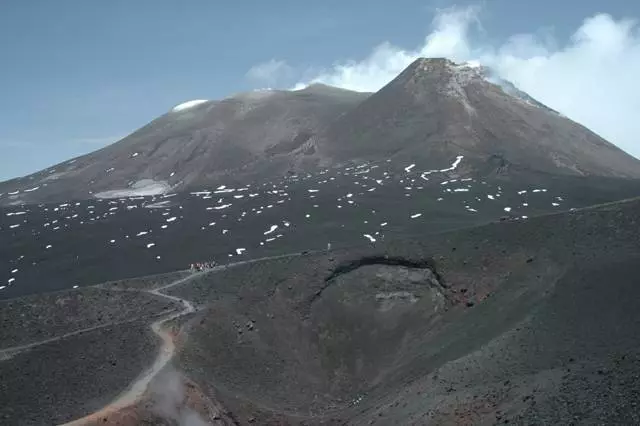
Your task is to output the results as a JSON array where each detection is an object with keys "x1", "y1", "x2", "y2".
[{"x1": 2, "y1": 0, "x2": 640, "y2": 180}]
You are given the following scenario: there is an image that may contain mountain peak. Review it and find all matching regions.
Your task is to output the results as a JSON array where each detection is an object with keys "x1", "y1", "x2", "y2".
[
  {"x1": 406, "y1": 57, "x2": 482, "y2": 73},
  {"x1": 315, "y1": 56, "x2": 640, "y2": 179},
  {"x1": 392, "y1": 57, "x2": 560, "y2": 116},
  {"x1": 405, "y1": 57, "x2": 487, "y2": 81}
]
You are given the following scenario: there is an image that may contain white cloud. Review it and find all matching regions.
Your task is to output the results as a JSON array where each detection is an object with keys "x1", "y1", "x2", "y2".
[
  {"x1": 290, "y1": 7, "x2": 480, "y2": 91},
  {"x1": 256, "y1": 7, "x2": 640, "y2": 157},
  {"x1": 246, "y1": 59, "x2": 294, "y2": 87}
]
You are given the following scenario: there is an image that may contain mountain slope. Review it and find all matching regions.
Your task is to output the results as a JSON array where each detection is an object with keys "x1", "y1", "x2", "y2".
[
  {"x1": 315, "y1": 58, "x2": 640, "y2": 178},
  {"x1": 2, "y1": 57, "x2": 640, "y2": 208},
  {"x1": 0, "y1": 86, "x2": 369, "y2": 206}
]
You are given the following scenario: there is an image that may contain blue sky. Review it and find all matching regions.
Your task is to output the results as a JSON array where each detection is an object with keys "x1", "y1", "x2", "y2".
[{"x1": 2, "y1": 0, "x2": 640, "y2": 180}]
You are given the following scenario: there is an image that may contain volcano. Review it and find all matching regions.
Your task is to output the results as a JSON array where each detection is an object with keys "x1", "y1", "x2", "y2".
[
  {"x1": 2, "y1": 58, "x2": 639, "y2": 207},
  {"x1": 2, "y1": 58, "x2": 640, "y2": 425}
]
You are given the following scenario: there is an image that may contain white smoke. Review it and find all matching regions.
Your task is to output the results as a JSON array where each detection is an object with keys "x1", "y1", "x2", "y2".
[
  {"x1": 248, "y1": 6, "x2": 640, "y2": 158},
  {"x1": 149, "y1": 368, "x2": 209, "y2": 426},
  {"x1": 246, "y1": 59, "x2": 294, "y2": 88}
]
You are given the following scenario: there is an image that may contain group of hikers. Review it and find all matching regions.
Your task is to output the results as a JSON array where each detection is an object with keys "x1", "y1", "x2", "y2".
[{"x1": 189, "y1": 261, "x2": 217, "y2": 272}]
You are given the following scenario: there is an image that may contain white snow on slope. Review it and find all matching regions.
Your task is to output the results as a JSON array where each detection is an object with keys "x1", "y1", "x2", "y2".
[
  {"x1": 94, "y1": 180, "x2": 170, "y2": 199},
  {"x1": 264, "y1": 225, "x2": 278, "y2": 235},
  {"x1": 440, "y1": 155, "x2": 464, "y2": 172},
  {"x1": 145, "y1": 201, "x2": 171, "y2": 209},
  {"x1": 214, "y1": 204, "x2": 232, "y2": 210},
  {"x1": 172, "y1": 99, "x2": 209, "y2": 112}
]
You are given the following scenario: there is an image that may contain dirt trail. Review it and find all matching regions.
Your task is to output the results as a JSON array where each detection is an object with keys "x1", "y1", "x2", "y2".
[
  {"x1": 60, "y1": 272, "x2": 200, "y2": 425},
  {"x1": 59, "y1": 251, "x2": 309, "y2": 425},
  {"x1": 0, "y1": 317, "x2": 149, "y2": 361}
]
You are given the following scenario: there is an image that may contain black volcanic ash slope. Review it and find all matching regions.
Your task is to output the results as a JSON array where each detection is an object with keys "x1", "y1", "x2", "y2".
[{"x1": 3, "y1": 154, "x2": 640, "y2": 300}]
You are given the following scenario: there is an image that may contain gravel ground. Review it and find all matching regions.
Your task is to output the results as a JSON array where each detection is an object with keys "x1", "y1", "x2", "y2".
[
  {"x1": 168, "y1": 197, "x2": 640, "y2": 424},
  {"x1": 98, "y1": 270, "x2": 192, "y2": 291},
  {"x1": 0, "y1": 320, "x2": 159, "y2": 426},
  {"x1": 0, "y1": 287, "x2": 178, "y2": 348}
]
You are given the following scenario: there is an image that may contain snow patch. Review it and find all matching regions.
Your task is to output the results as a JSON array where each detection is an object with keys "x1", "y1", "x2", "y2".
[
  {"x1": 264, "y1": 225, "x2": 278, "y2": 235},
  {"x1": 95, "y1": 180, "x2": 170, "y2": 199},
  {"x1": 213, "y1": 204, "x2": 232, "y2": 210},
  {"x1": 172, "y1": 99, "x2": 209, "y2": 112},
  {"x1": 363, "y1": 234, "x2": 376, "y2": 243},
  {"x1": 440, "y1": 155, "x2": 464, "y2": 172},
  {"x1": 145, "y1": 201, "x2": 171, "y2": 209}
]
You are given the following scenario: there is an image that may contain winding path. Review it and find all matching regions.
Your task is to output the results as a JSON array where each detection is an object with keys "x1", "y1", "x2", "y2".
[{"x1": 57, "y1": 250, "x2": 311, "y2": 425}]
